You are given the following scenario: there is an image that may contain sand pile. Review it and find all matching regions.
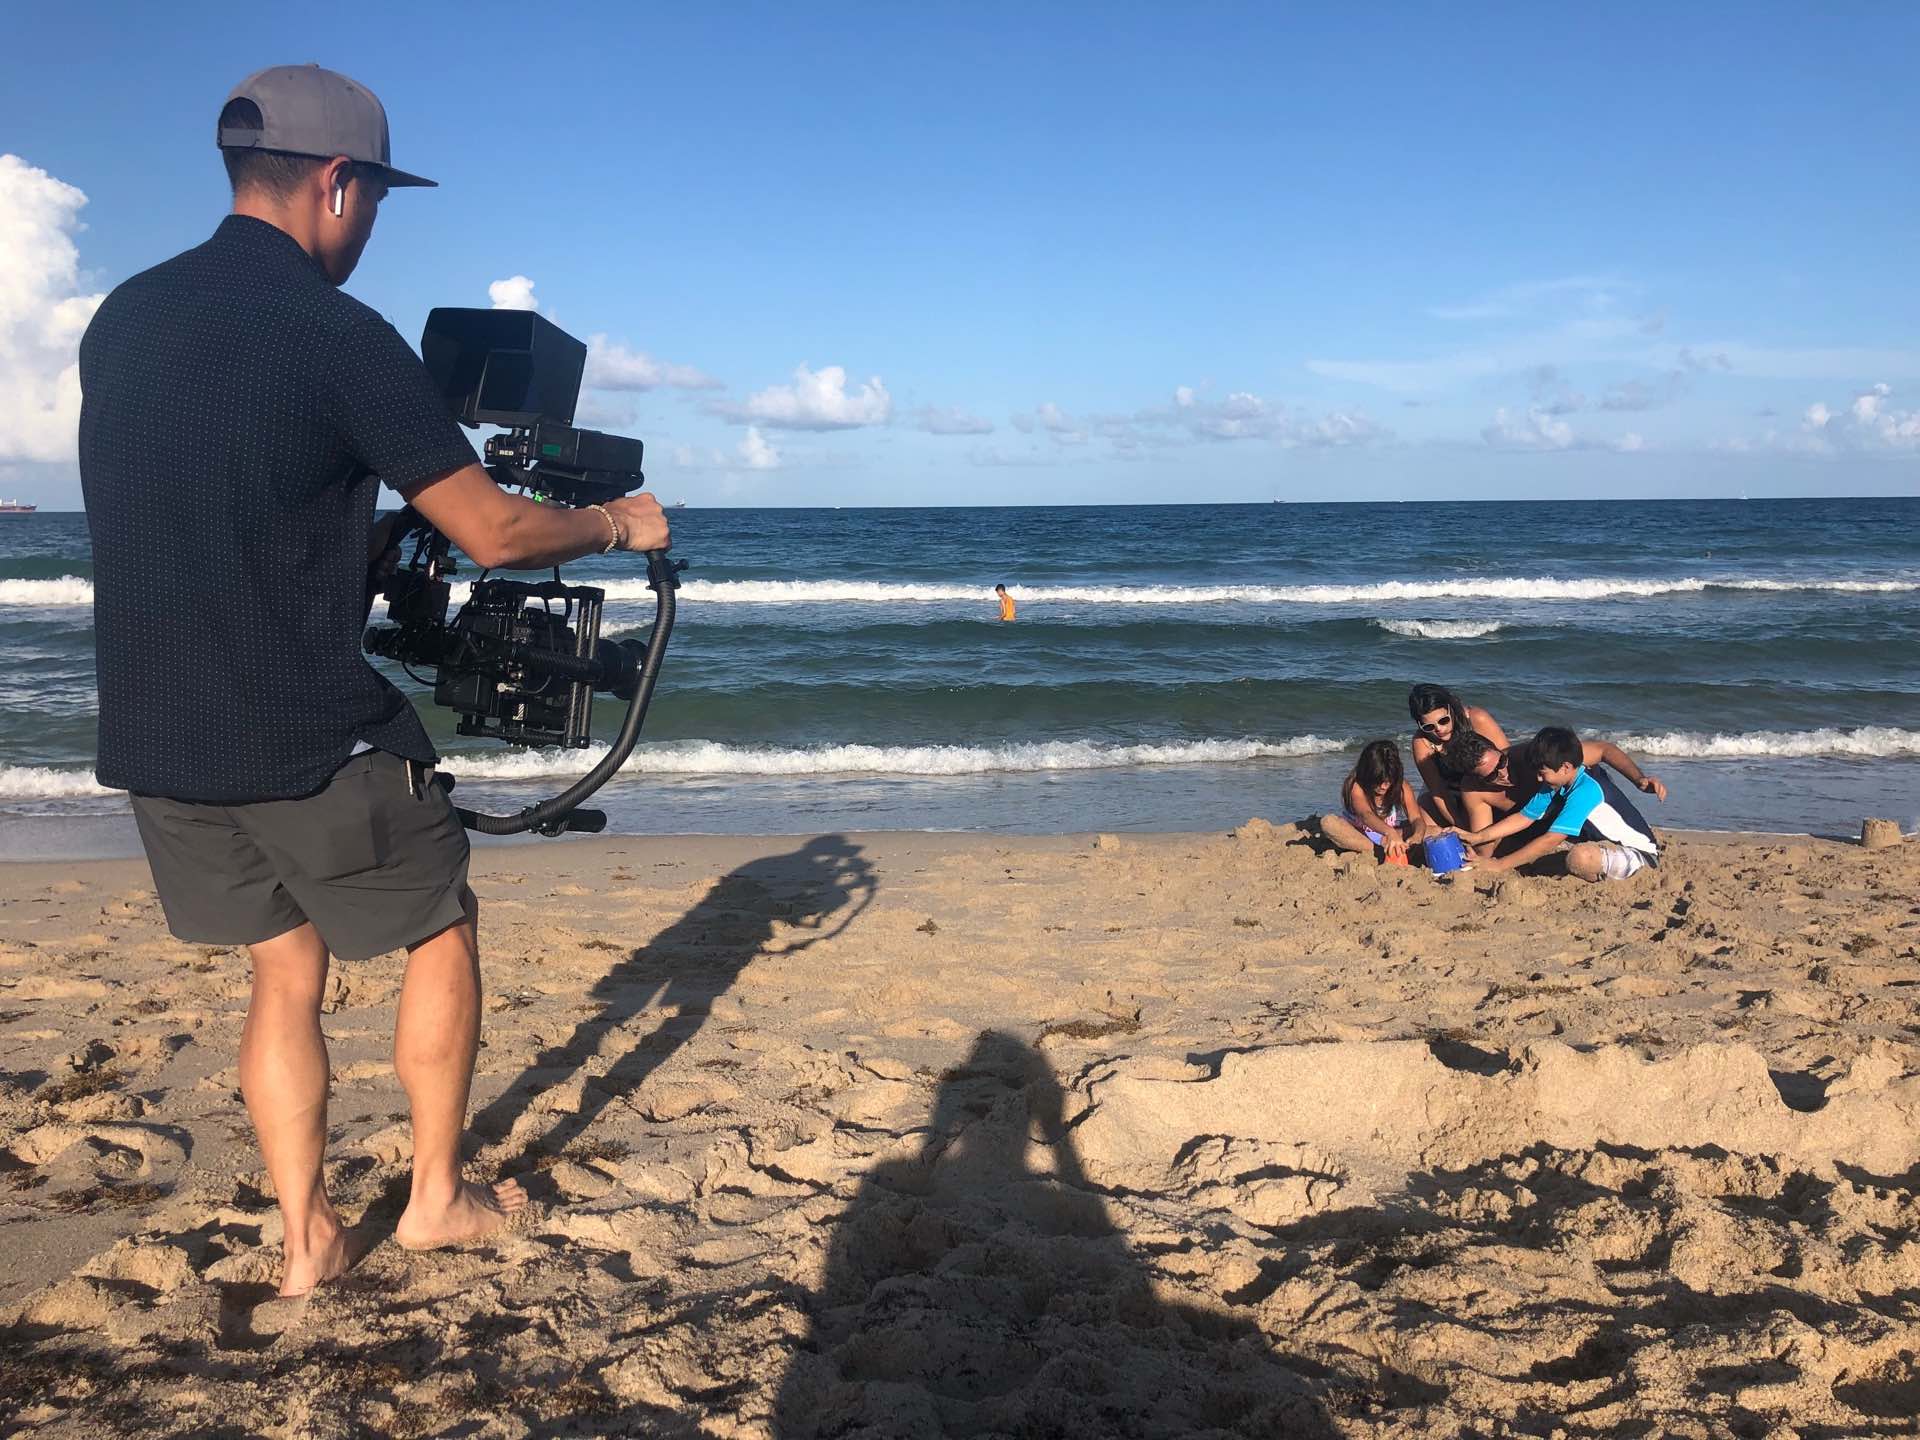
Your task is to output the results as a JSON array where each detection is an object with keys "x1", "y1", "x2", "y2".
[{"x1": 2, "y1": 825, "x2": 1917, "y2": 1436}]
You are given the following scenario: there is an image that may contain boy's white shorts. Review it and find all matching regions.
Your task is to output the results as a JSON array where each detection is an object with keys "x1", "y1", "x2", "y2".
[{"x1": 1596, "y1": 842, "x2": 1652, "y2": 880}]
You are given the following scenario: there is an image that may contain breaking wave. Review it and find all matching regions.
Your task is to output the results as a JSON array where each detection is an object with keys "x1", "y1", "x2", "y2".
[
  {"x1": 1373, "y1": 618, "x2": 1506, "y2": 640},
  {"x1": 1617, "y1": 726, "x2": 1920, "y2": 759},
  {"x1": 442, "y1": 735, "x2": 1348, "y2": 782},
  {"x1": 6, "y1": 574, "x2": 1916, "y2": 610}
]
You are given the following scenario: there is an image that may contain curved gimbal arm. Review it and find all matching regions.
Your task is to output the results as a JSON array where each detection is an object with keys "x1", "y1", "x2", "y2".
[{"x1": 453, "y1": 549, "x2": 679, "y2": 836}]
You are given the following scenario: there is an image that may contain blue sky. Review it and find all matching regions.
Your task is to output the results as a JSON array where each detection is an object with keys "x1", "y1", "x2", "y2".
[{"x1": 4, "y1": 2, "x2": 1917, "y2": 506}]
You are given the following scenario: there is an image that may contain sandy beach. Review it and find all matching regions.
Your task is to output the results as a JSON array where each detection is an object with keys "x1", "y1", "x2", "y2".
[{"x1": 2, "y1": 822, "x2": 1918, "y2": 1437}]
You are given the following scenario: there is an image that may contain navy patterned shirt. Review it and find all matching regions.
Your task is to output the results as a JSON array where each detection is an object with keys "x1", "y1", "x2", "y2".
[{"x1": 79, "y1": 215, "x2": 477, "y2": 802}]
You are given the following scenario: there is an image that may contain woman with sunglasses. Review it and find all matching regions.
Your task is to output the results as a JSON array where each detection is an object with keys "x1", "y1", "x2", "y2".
[{"x1": 1407, "y1": 683, "x2": 1509, "y2": 827}]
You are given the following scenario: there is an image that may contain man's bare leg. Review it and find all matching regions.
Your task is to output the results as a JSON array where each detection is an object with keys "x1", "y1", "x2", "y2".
[
  {"x1": 1319, "y1": 813, "x2": 1378, "y2": 855},
  {"x1": 242, "y1": 922, "x2": 349, "y2": 1296},
  {"x1": 393, "y1": 890, "x2": 526, "y2": 1249}
]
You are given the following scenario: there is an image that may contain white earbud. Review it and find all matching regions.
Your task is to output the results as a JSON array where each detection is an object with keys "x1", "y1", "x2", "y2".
[{"x1": 330, "y1": 182, "x2": 345, "y2": 217}]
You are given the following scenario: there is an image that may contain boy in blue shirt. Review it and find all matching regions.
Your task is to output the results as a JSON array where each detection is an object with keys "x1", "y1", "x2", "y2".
[{"x1": 1454, "y1": 726, "x2": 1660, "y2": 881}]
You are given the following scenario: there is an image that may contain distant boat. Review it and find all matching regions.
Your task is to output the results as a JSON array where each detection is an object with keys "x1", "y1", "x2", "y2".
[
  {"x1": 0, "y1": 500, "x2": 35, "y2": 514},
  {"x1": 671, "y1": 499, "x2": 687, "y2": 509}
]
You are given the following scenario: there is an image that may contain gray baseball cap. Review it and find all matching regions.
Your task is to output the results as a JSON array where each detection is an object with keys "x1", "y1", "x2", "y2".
[{"x1": 217, "y1": 63, "x2": 436, "y2": 188}]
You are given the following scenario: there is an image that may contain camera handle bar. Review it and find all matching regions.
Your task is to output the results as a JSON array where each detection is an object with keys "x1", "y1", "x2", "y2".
[{"x1": 443, "y1": 548, "x2": 680, "y2": 837}]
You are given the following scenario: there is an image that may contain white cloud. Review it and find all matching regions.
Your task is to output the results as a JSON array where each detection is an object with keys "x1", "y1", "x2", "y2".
[
  {"x1": 1801, "y1": 383, "x2": 1920, "y2": 451},
  {"x1": 671, "y1": 426, "x2": 784, "y2": 472},
  {"x1": 1136, "y1": 386, "x2": 1385, "y2": 448},
  {"x1": 1482, "y1": 405, "x2": 1575, "y2": 451},
  {"x1": 738, "y1": 426, "x2": 780, "y2": 469},
  {"x1": 1482, "y1": 405, "x2": 1646, "y2": 453},
  {"x1": 720, "y1": 364, "x2": 892, "y2": 430},
  {"x1": 1011, "y1": 402, "x2": 1086, "y2": 444},
  {"x1": 488, "y1": 276, "x2": 718, "y2": 391},
  {"x1": 585, "y1": 335, "x2": 720, "y2": 392},
  {"x1": 913, "y1": 405, "x2": 993, "y2": 435},
  {"x1": 0, "y1": 155, "x2": 105, "y2": 463},
  {"x1": 488, "y1": 274, "x2": 539, "y2": 311}
]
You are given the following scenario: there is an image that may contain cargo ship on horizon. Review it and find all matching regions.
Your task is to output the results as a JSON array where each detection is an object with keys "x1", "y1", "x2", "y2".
[{"x1": 0, "y1": 500, "x2": 36, "y2": 514}]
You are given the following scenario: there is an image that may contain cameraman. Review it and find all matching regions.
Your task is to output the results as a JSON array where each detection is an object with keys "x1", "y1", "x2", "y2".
[{"x1": 77, "y1": 65, "x2": 668, "y2": 1296}]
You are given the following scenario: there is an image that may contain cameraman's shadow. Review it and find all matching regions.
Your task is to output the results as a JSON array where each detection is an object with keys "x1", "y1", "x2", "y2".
[
  {"x1": 773, "y1": 1030, "x2": 1345, "y2": 1438},
  {"x1": 469, "y1": 834, "x2": 876, "y2": 1181}
]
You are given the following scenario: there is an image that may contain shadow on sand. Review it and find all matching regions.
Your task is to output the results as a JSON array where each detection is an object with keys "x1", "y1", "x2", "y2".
[
  {"x1": 773, "y1": 1029, "x2": 1355, "y2": 1438},
  {"x1": 464, "y1": 833, "x2": 877, "y2": 1182}
]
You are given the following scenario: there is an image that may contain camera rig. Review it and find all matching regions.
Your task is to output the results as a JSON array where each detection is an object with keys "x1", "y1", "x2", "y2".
[{"x1": 365, "y1": 307, "x2": 682, "y2": 837}]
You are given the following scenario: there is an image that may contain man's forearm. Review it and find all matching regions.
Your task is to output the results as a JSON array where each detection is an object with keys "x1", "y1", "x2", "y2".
[
  {"x1": 484, "y1": 497, "x2": 619, "y2": 570},
  {"x1": 1596, "y1": 741, "x2": 1646, "y2": 786}
]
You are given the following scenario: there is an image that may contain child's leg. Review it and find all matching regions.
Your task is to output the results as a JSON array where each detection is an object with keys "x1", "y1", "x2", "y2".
[
  {"x1": 1319, "y1": 813, "x2": 1378, "y2": 854},
  {"x1": 1567, "y1": 842, "x2": 1646, "y2": 882}
]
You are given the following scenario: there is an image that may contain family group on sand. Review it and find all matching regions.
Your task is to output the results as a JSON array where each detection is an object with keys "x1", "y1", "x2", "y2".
[{"x1": 1320, "y1": 683, "x2": 1668, "y2": 882}]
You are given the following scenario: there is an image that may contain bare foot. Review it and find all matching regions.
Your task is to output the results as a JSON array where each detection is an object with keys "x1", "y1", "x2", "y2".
[
  {"x1": 280, "y1": 1211, "x2": 352, "y2": 1297},
  {"x1": 394, "y1": 1178, "x2": 528, "y2": 1251}
]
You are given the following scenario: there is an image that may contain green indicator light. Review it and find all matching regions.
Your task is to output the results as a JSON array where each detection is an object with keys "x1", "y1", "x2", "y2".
[{"x1": 541, "y1": 442, "x2": 563, "y2": 456}]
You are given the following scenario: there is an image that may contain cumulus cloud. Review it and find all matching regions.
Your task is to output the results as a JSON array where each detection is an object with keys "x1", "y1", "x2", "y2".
[
  {"x1": 488, "y1": 276, "x2": 717, "y2": 391},
  {"x1": 0, "y1": 155, "x2": 106, "y2": 464},
  {"x1": 1801, "y1": 383, "x2": 1920, "y2": 450},
  {"x1": 738, "y1": 426, "x2": 780, "y2": 469},
  {"x1": 585, "y1": 335, "x2": 720, "y2": 392},
  {"x1": 913, "y1": 405, "x2": 993, "y2": 435},
  {"x1": 488, "y1": 274, "x2": 539, "y2": 311},
  {"x1": 715, "y1": 364, "x2": 892, "y2": 430},
  {"x1": 1482, "y1": 405, "x2": 1575, "y2": 451},
  {"x1": 671, "y1": 426, "x2": 783, "y2": 472},
  {"x1": 1483, "y1": 405, "x2": 1645, "y2": 453}
]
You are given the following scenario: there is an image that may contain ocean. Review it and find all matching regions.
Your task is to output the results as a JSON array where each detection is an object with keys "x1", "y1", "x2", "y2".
[{"x1": 1, "y1": 498, "x2": 1916, "y2": 856}]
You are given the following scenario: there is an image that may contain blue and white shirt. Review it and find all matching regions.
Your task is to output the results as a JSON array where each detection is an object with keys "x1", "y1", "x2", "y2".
[{"x1": 1521, "y1": 766, "x2": 1659, "y2": 860}]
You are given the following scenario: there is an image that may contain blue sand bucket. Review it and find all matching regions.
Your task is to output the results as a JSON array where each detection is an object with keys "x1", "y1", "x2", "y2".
[{"x1": 1425, "y1": 831, "x2": 1468, "y2": 874}]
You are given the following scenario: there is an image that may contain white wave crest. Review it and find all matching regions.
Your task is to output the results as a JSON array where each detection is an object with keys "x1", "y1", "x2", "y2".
[
  {"x1": 6, "y1": 573, "x2": 1915, "y2": 610},
  {"x1": 1616, "y1": 726, "x2": 1920, "y2": 759},
  {"x1": 633, "y1": 575, "x2": 1920, "y2": 606},
  {"x1": 1373, "y1": 618, "x2": 1506, "y2": 640},
  {"x1": 0, "y1": 765, "x2": 116, "y2": 798},
  {"x1": 1720, "y1": 579, "x2": 1920, "y2": 594},
  {"x1": 442, "y1": 734, "x2": 1347, "y2": 782},
  {"x1": 0, "y1": 576, "x2": 96, "y2": 606}
]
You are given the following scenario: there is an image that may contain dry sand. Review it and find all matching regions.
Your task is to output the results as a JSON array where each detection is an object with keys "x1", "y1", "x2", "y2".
[{"x1": 1, "y1": 823, "x2": 1918, "y2": 1438}]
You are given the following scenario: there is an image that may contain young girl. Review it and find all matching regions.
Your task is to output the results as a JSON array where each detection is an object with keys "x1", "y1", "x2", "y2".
[{"x1": 1320, "y1": 739, "x2": 1429, "y2": 863}]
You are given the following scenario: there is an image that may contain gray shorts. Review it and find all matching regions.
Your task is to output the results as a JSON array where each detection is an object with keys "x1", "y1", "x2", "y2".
[{"x1": 131, "y1": 751, "x2": 471, "y2": 962}]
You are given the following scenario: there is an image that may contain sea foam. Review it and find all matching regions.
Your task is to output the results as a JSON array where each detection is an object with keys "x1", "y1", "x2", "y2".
[
  {"x1": 0, "y1": 765, "x2": 116, "y2": 798},
  {"x1": 5, "y1": 573, "x2": 1916, "y2": 609},
  {"x1": 6, "y1": 726, "x2": 1919, "y2": 801},
  {"x1": 1616, "y1": 726, "x2": 1920, "y2": 759},
  {"x1": 1373, "y1": 618, "x2": 1506, "y2": 640},
  {"x1": 444, "y1": 735, "x2": 1349, "y2": 781}
]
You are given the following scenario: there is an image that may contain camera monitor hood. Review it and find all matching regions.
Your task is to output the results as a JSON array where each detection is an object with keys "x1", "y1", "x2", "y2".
[{"x1": 421, "y1": 307, "x2": 586, "y2": 428}]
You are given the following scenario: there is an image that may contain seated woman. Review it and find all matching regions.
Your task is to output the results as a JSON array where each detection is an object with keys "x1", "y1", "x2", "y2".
[
  {"x1": 1447, "y1": 729, "x2": 1669, "y2": 857},
  {"x1": 1320, "y1": 739, "x2": 1430, "y2": 864},
  {"x1": 1407, "y1": 683, "x2": 1508, "y2": 827}
]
